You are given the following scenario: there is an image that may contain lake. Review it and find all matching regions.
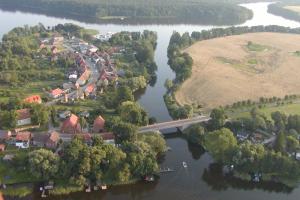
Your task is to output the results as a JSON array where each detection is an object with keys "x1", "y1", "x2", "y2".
[{"x1": 1, "y1": 2, "x2": 300, "y2": 200}]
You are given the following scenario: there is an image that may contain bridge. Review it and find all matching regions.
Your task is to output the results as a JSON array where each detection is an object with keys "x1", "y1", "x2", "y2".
[{"x1": 138, "y1": 115, "x2": 211, "y2": 133}]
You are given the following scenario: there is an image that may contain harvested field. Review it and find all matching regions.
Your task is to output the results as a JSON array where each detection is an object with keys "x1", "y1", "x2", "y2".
[
  {"x1": 175, "y1": 32, "x2": 300, "y2": 109},
  {"x1": 284, "y1": 5, "x2": 300, "y2": 14}
]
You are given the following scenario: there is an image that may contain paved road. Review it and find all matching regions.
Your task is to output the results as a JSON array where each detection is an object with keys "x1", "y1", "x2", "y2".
[
  {"x1": 139, "y1": 115, "x2": 211, "y2": 133},
  {"x1": 46, "y1": 41, "x2": 100, "y2": 106}
]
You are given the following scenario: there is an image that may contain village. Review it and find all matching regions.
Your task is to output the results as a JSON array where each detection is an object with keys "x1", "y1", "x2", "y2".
[{"x1": 0, "y1": 32, "x2": 125, "y2": 154}]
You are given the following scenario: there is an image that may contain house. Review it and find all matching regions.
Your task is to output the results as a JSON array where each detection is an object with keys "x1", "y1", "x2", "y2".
[
  {"x1": 58, "y1": 110, "x2": 71, "y2": 119},
  {"x1": 93, "y1": 115, "x2": 105, "y2": 133},
  {"x1": 32, "y1": 131, "x2": 60, "y2": 149},
  {"x1": 0, "y1": 130, "x2": 11, "y2": 141},
  {"x1": 16, "y1": 109, "x2": 31, "y2": 126},
  {"x1": 76, "y1": 70, "x2": 91, "y2": 86},
  {"x1": 46, "y1": 131, "x2": 60, "y2": 149},
  {"x1": 15, "y1": 131, "x2": 31, "y2": 149},
  {"x1": 101, "y1": 132, "x2": 115, "y2": 145},
  {"x1": 23, "y1": 95, "x2": 42, "y2": 104},
  {"x1": 0, "y1": 144, "x2": 5, "y2": 151},
  {"x1": 61, "y1": 114, "x2": 81, "y2": 134},
  {"x1": 32, "y1": 134, "x2": 48, "y2": 147},
  {"x1": 88, "y1": 45, "x2": 98, "y2": 53},
  {"x1": 84, "y1": 84, "x2": 96, "y2": 97},
  {"x1": 49, "y1": 88, "x2": 64, "y2": 98}
]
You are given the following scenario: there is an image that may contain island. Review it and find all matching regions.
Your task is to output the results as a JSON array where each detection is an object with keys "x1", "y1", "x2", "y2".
[{"x1": 0, "y1": 23, "x2": 167, "y2": 198}]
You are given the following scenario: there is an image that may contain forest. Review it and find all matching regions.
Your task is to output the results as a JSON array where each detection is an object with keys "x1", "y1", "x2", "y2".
[{"x1": 0, "y1": 0, "x2": 253, "y2": 25}]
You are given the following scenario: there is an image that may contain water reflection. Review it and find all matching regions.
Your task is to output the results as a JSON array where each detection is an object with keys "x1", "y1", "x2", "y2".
[{"x1": 202, "y1": 163, "x2": 294, "y2": 193}]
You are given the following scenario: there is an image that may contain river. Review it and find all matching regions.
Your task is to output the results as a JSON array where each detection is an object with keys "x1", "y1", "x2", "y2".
[{"x1": 1, "y1": 2, "x2": 300, "y2": 200}]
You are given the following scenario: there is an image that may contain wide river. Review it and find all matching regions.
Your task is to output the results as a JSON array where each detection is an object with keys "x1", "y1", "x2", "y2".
[{"x1": 1, "y1": 2, "x2": 300, "y2": 200}]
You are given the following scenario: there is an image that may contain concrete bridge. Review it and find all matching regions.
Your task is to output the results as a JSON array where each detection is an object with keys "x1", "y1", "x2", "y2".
[{"x1": 138, "y1": 115, "x2": 211, "y2": 133}]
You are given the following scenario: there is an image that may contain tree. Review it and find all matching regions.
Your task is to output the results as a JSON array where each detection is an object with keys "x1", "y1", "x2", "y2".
[
  {"x1": 79, "y1": 116, "x2": 87, "y2": 131},
  {"x1": 28, "y1": 149, "x2": 59, "y2": 179},
  {"x1": 210, "y1": 108, "x2": 226, "y2": 130},
  {"x1": 274, "y1": 131, "x2": 286, "y2": 153},
  {"x1": 115, "y1": 86, "x2": 134, "y2": 104},
  {"x1": 271, "y1": 111, "x2": 286, "y2": 131},
  {"x1": 164, "y1": 79, "x2": 173, "y2": 91},
  {"x1": 31, "y1": 104, "x2": 49, "y2": 128},
  {"x1": 119, "y1": 101, "x2": 148, "y2": 126},
  {"x1": 139, "y1": 131, "x2": 167, "y2": 155},
  {"x1": 184, "y1": 124, "x2": 205, "y2": 145},
  {"x1": 113, "y1": 122, "x2": 138, "y2": 143},
  {"x1": 204, "y1": 128, "x2": 237, "y2": 162},
  {"x1": 286, "y1": 136, "x2": 299, "y2": 154}
]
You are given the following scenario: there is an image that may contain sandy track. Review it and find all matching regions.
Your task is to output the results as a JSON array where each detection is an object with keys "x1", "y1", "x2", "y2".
[{"x1": 175, "y1": 32, "x2": 300, "y2": 109}]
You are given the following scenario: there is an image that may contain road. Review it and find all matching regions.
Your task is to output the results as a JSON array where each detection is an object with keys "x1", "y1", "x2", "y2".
[
  {"x1": 46, "y1": 40, "x2": 100, "y2": 106},
  {"x1": 138, "y1": 115, "x2": 211, "y2": 133}
]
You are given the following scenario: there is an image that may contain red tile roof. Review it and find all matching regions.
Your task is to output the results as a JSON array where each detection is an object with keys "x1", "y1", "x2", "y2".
[
  {"x1": 16, "y1": 131, "x2": 31, "y2": 141},
  {"x1": 50, "y1": 88, "x2": 64, "y2": 96},
  {"x1": 23, "y1": 95, "x2": 42, "y2": 104},
  {"x1": 93, "y1": 115, "x2": 105, "y2": 133},
  {"x1": 61, "y1": 114, "x2": 81, "y2": 134},
  {"x1": 48, "y1": 131, "x2": 60, "y2": 143},
  {"x1": 16, "y1": 109, "x2": 31, "y2": 120},
  {"x1": 101, "y1": 132, "x2": 115, "y2": 140},
  {"x1": 85, "y1": 84, "x2": 95, "y2": 94}
]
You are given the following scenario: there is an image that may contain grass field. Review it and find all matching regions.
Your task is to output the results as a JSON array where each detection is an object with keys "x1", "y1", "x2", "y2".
[
  {"x1": 175, "y1": 32, "x2": 300, "y2": 110},
  {"x1": 228, "y1": 102, "x2": 300, "y2": 120}
]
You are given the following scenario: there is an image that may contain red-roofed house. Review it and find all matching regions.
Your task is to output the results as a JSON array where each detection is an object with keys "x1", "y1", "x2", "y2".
[
  {"x1": 84, "y1": 84, "x2": 96, "y2": 96},
  {"x1": 101, "y1": 132, "x2": 115, "y2": 145},
  {"x1": 16, "y1": 109, "x2": 31, "y2": 126},
  {"x1": 76, "y1": 70, "x2": 91, "y2": 86},
  {"x1": 49, "y1": 88, "x2": 64, "y2": 98},
  {"x1": 15, "y1": 131, "x2": 31, "y2": 148},
  {"x1": 24, "y1": 95, "x2": 42, "y2": 104},
  {"x1": 93, "y1": 115, "x2": 105, "y2": 133},
  {"x1": 61, "y1": 114, "x2": 81, "y2": 134},
  {"x1": 46, "y1": 131, "x2": 60, "y2": 149}
]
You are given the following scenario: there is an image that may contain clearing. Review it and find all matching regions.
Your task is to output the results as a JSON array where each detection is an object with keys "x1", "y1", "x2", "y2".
[{"x1": 175, "y1": 32, "x2": 300, "y2": 109}]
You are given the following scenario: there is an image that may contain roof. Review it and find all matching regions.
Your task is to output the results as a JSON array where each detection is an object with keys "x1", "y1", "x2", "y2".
[
  {"x1": 61, "y1": 114, "x2": 81, "y2": 134},
  {"x1": 85, "y1": 84, "x2": 95, "y2": 94},
  {"x1": 16, "y1": 109, "x2": 31, "y2": 120},
  {"x1": 33, "y1": 134, "x2": 48, "y2": 143},
  {"x1": 48, "y1": 131, "x2": 60, "y2": 143},
  {"x1": 101, "y1": 132, "x2": 115, "y2": 140},
  {"x1": 16, "y1": 131, "x2": 31, "y2": 141},
  {"x1": 0, "y1": 130, "x2": 11, "y2": 140},
  {"x1": 78, "y1": 70, "x2": 91, "y2": 82},
  {"x1": 23, "y1": 95, "x2": 42, "y2": 104},
  {"x1": 81, "y1": 133, "x2": 92, "y2": 142},
  {"x1": 50, "y1": 88, "x2": 63, "y2": 96},
  {"x1": 93, "y1": 115, "x2": 105, "y2": 133}
]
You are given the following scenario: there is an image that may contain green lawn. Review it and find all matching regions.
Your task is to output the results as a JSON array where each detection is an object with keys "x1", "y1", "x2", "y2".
[{"x1": 228, "y1": 102, "x2": 300, "y2": 120}]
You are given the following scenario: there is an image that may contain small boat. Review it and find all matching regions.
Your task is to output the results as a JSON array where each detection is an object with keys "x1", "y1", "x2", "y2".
[
  {"x1": 101, "y1": 185, "x2": 108, "y2": 190},
  {"x1": 144, "y1": 175, "x2": 155, "y2": 182},
  {"x1": 85, "y1": 185, "x2": 91, "y2": 192},
  {"x1": 182, "y1": 162, "x2": 187, "y2": 168}
]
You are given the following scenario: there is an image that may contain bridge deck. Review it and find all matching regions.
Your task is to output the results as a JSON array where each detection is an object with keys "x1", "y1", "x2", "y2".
[{"x1": 139, "y1": 116, "x2": 210, "y2": 133}]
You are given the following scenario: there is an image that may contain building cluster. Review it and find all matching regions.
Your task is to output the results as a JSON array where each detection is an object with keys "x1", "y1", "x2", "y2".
[{"x1": 0, "y1": 112, "x2": 115, "y2": 151}]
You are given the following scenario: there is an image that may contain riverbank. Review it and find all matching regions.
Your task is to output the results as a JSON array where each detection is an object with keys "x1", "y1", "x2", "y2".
[{"x1": 268, "y1": 2, "x2": 300, "y2": 23}]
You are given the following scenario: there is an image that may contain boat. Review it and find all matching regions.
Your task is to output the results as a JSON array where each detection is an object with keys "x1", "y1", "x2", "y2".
[
  {"x1": 144, "y1": 175, "x2": 155, "y2": 182},
  {"x1": 101, "y1": 185, "x2": 108, "y2": 190},
  {"x1": 182, "y1": 162, "x2": 187, "y2": 168}
]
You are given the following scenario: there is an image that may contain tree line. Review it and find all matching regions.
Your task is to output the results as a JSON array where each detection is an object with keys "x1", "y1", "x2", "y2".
[
  {"x1": 184, "y1": 107, "x2": 300, "y2": 185},
  {"x1": 0, "y1": 0, "x2": 253, "y2": 25}
]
